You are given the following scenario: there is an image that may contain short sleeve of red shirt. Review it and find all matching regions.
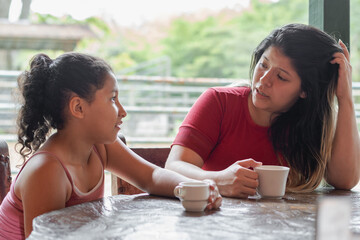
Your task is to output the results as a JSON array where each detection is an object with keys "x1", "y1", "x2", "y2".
[
  {"x1": 172, "y1": 86, "x2": 279, "y2": 170},
  {"x1": 173, "y1": 87, "x2": 224, "y2": 161}
]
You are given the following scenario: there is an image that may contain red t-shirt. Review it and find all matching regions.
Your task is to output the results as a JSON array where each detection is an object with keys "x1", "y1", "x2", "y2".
[{"x1": 173, "y1": 86, "x2": 280, "y2": 171}]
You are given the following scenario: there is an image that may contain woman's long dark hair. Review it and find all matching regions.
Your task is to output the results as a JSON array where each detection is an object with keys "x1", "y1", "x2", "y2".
[
  {"x1": 250, "y1": 24, "x2": 342, "y2": 191},
  {"x1": 17, "y1": 52, "x2": 112, "y2": 161}
]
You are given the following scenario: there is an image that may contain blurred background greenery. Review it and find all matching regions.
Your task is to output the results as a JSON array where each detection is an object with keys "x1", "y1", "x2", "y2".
[{"x1": 4, "y1": 0, "x2": 357, "y2": 82}]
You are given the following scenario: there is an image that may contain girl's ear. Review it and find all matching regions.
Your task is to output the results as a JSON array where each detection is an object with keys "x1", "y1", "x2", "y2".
[{"x1": 69, "y1": 96, "x2": 85, "y2": 119}]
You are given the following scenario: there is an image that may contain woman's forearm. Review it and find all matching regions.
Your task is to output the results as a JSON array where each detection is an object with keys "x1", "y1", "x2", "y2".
[
  {"x1": 165, "y1": 160, "x2": 219, "y2": 183},
  {"x1": 327, "y1": 100, "x2": 360, "y2": 189}
]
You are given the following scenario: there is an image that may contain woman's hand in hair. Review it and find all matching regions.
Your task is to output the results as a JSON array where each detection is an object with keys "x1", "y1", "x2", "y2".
[
  {"x1": 331, "y1": 39, "x2": 353, "y2": 103},
  {"x1": 327, "y1": 39, "x2": 360, "y2": 190}
]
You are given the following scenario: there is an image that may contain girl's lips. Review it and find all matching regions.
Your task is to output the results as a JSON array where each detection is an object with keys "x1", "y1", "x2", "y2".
[{"x1": 115, "y1": 121, "x2": 123, "y2": 128}]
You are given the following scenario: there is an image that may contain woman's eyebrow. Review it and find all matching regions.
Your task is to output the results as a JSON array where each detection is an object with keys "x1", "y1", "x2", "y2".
[
  {"x1": 263, "y1": 56, "x2": 292, "y2": 77},
  {"x1": 279, "y1": 68, "x2": 291, "y2": 76}
]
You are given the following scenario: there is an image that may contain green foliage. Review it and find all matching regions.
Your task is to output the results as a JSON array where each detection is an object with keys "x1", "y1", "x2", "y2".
[
  {"x1": 32, "y1": 13, "x2": 83, "y2": 25},
  {"x1": 162, "y1": 17, "x2": 237, "y2": 78},
  {"x1": 24, "y1": 0, "x2": 360, "y2": 82},
  {"x1": 162, "y1": 0, "x2": 308, "y2": 79}
]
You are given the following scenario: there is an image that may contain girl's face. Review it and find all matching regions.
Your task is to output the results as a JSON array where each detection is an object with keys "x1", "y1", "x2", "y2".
[
  {"x1": 251, "y1": 46, "x2": 306, "y2": 116},
  {"x1": 84, "y1": 73, "x2": 127, "y2": 143}
]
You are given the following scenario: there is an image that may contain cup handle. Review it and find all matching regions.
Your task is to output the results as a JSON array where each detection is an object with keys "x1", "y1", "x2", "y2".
[{"x1": 174, "y1": 186, "x2": 184, "y2": 198}]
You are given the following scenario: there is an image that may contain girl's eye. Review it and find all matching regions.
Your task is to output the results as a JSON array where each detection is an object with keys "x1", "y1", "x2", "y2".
[{"x1": 111, "y1": 96, "x2": 117, "y2": 102}]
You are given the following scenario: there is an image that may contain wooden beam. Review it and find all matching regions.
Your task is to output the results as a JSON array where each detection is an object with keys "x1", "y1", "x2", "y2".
[{"x1": 309, "y1": 0, "x2": 350, "y2": 50}]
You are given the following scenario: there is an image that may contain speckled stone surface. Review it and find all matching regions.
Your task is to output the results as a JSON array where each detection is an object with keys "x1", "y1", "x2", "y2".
[{"x1": 28, "y1": 188, "x2": 360, "y2": 240}]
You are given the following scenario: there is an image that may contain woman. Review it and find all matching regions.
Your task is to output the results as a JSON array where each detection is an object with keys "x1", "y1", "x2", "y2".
[{"x1": 165, "y1": 23, "x2": 360, "y2": 198}]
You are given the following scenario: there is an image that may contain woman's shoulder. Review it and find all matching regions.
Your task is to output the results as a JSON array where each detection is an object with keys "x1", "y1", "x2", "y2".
[
  {"x1": 205, "y1": 86, "x2": 251, "y2": 107},
  {"x1": 209, "y1": 85, "x2": 251, "y2": 97}
]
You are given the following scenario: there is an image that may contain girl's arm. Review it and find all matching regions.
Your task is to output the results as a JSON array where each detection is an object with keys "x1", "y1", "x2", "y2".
[
  {"x1": 17, "y1": 155, "x2": 70, "y2": 238},
  {"x1": 104, "y1": 138, "x2": 221, "y2": 209},
  {"x1": 326, "y1": 40, "x2": 360, "y2": 189},
  {"x1": 104, "y1": 139, "x2": 190, "y2": 196}
]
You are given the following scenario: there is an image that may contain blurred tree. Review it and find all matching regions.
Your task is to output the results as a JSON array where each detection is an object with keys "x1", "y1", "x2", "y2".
[
  {"x1": 162, "y1": 0, "x2": 308, "y2": 79},
  {"x1": 19, "y1": 13, "x2": 136, "y2": 72},
  {"x1": 162, "y1": 17, "x2": 236, "y2": 78}
]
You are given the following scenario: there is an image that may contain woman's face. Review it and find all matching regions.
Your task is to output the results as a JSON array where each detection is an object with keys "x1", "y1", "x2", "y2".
[
  {"x1": 251, "y1": 46, "x2": 306, "y2": 116},
  {"x1": 83, "y1": 73, "x2": 127, "y2": 143}
]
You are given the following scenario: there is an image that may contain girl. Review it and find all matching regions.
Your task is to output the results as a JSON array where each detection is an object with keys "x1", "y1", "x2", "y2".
[
  {"x1": 165, "y1": 23, "x2": 360, "y2": 198},
  {"x1": 0, "y1": 53, "x2": 222, "y2": 239}
]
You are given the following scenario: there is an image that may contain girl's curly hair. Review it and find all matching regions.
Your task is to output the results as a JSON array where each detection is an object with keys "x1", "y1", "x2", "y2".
[{"x1": 17, "y1": 52, "x2": 112, "y2": 161}]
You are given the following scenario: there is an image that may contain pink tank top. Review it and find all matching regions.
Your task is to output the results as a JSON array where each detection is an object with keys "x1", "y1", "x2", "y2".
[{"x1": 0, "y1": 146, "x2": 105, "y2": 240}]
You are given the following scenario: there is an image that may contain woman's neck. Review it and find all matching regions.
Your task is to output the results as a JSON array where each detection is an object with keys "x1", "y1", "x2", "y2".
[{"x1": 247, "y1": 93, "x2": 275, "y2": 127}]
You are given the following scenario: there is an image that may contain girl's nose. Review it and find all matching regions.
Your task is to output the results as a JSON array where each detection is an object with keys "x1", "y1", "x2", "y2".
[{"x1": 117, "y1": 102, "x2": 127, "y2": 118}]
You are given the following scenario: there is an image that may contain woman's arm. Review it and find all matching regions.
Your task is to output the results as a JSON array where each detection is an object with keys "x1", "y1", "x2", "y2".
[
  {"x1": 326, "y1": 40, "x2": 360, "y2": 189},
  {"x1": 17, "y1": 156, "x2": 70, "y2": 238},
  {"x1": 165, "y1": 145, "x2": 261, "y2": 198},
  {"x1": 104, "y1": 139, "x2": 221, "y2": 209}
]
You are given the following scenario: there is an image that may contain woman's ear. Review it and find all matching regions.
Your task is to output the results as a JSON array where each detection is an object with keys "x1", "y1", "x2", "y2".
[
  {"x1": 69, "y1": 96, "x2": 85, "y2": 119},
  {"x1": 300, "y1": 91, "x2": 307, "y2": 99}
]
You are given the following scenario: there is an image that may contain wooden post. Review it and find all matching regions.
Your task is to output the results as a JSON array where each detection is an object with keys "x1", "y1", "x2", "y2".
[{"x1": 309, "y1": 0, "x2": 350, "y2": 50}]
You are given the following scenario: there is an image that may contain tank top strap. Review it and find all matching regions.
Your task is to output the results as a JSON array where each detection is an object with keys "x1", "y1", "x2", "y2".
[
  {"x1": 15, "y1": 146, "x2": 103, "y2": 185},
  {"x1": 92, "y1": 145, "x2": 105, "y2": 168},
  {"x1": 14, "y1": 151, "x2": 74, "y2": 186}
]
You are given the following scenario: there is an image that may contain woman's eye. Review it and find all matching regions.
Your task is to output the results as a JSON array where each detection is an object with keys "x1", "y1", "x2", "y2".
[
  {"x1": 259, "y1": 62, "x2": 267, "y2": 69},
  {"x1": 278, "y1": 74, "x2": 287, "y2": 81}
]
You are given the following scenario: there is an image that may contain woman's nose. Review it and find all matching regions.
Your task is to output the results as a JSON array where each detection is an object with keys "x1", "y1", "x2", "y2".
[{"x1": 260, "y1": 70, "x2": 273, "y2": 87}]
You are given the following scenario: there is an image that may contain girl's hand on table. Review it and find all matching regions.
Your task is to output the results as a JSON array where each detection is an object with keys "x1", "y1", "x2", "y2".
[{"x1": 204, "y1": 179, "x2": 222, "y2": 210}]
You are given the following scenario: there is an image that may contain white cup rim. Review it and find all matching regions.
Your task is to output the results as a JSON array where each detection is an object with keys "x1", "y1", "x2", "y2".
[
  {"x1": 254, "y1": 165, "x2": 289, "y2": 171},
  {"x1": 179, "y1": 181, "x2": 210, "y2": 187}
]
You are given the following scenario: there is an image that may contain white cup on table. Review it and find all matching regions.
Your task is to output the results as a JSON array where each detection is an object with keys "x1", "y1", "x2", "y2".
[
  {"x1": 254, "y1": 165, "x2": 290, "y2": 199},
  {"x1": 174, "y1": 181, "x2": 210, "y2": 212}
]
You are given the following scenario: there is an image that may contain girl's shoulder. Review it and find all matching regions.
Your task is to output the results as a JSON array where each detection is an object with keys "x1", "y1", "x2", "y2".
[
  {"x1": 17, "y1": 152, "x2": 67, "y2": 179},
  {"x1": 14, "y1": 152, "x2": 71, "y2": 200}
]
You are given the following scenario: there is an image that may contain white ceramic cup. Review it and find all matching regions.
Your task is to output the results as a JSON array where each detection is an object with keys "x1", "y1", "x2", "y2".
[
  {"x1": 174, "y1": 181, "x2": 210, "y2": 211},
  {"x1": 254, "y1": 165, "x2": 290, "y2": 199},
  {"x1": 180, "y1": 200, "x2": 208, "y2": 212},
  {"x1": 174, "y1": 181, "x2": 210, "y2": 201}
]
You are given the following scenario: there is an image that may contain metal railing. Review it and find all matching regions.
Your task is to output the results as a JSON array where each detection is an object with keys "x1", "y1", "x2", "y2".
[
  {"x1": 1, "y1": 70, "x2": 360, "y2": 145},
  {"x1": 0, "y1": 71, "x2": 244, "y2": 145}
]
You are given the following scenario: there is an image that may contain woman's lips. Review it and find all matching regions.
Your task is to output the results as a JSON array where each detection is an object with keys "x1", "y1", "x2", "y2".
[{"x1": 256, "y1": 88, "x2": 269, "y2": 97}]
